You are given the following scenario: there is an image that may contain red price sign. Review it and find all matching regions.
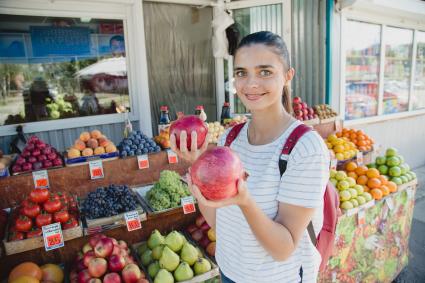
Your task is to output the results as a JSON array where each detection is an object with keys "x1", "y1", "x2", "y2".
[
  {"x1": 181, "y1": 196, "x2": 196, "y2": 214},
  {"x1": 124, "y1": 211, "x2": 141, "y2": 232},
  {"x1": 92, "y1": 168, "x2": 103, "y2": 177},
  {"x1": 33, "y1": 170, "x2": 49, "y2": 189},
  {"x1": 42, "y1": 222, "x2": 64, "y2": 251},
  {"x1": 137, "y1": 155, "x2": 149, "y2": 169},
  {"x1": 89, "y1": 160, "x2": 104, "y2": 180},
  {"x1": 357, "y1": 210, "x2": 366, "y2": 226},
  {"x1": 167, "y1": 150, "x2": 178, "y2": 164},
  {"x1": 47, "y1": 234, "x2": 62, "y2": 246},
  {"x1": 36, "y1": 179, "x2": 48, "y2": 188}
]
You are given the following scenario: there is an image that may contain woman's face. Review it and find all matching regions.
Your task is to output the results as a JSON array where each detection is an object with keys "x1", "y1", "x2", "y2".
[{"x1": 234, "y1": 44, "x2": 288, "y2": 112}]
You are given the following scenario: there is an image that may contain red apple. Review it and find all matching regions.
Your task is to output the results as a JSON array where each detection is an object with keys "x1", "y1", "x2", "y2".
[
  {"x1": 119, "y1": 248, "x2": 129, "y2": 257},
  {"x1": 122, "y1": 263, "x2": 142, "y2": 283},
  {"x1": 108, "y1": 254, "x2": 126, "y2": 272},
  {"x1": 104, "y1": 273, "x2": 122, "y2": 283},
  {"x1": 199, "y1": 236, "x2": 211, "y2": 248},
  {"x1": 200, "y1": 222, "x2": 210, "y2": 233},
  {"x1": 88, "y1": 257, "x2": 107, "y2": 278},
  {"x1": 47, "y1": 152, "x2": 57, "y2": 160},
  {"x1": 89, "y1": 234, "x2": 107, "y2": 248},
  {"x1": 78, "y1": 269, "x2": 92, "y2": 283},
  {"x1": 70, "y1": 270, "x2": 78, "y2": 283},
  {"x1": 301, "y1": 102, "x2": 308, "y2": 109},
  {"x1": 110, "y1": 238, "x2": 118, "y2": 245},
  {"x1": 82, "y1": 242, "x2": 93, "y2": 254},
  {"x1": 195, "y1": 215, "x2": 205, "y2": 228},
  {"x1": 125, "y1": 255, "x2": 135, "y2": 265},
  {"x1": 43, "y1": 160, "x2": 53, "y2": 168},
  {"x1": 186, "y1": 224, "x2": 198, "y2": 234},
  {"x1": 76, "y1": 259, "x2": 86, "y2": 272},
  {"x1": 191, "y1": 229, "x2": 203, "y2": 242},
  {"x1": 118, "y1": 240, "x2": 128, "y2": 249},
  {"x1": 293, "y1": 103, "x2": 302, "y2": 111},
  {"x1": 83, "y1": 250, "x2": 96, "y2": 267},
  {"x1": 293, "y1": 96, "x2": 302, "y2": 104},
  {"x1": 94, "y1": 237, "x2": 113, "y2": 258},
  {"x1": 26, "y1": 144, "x2": 35, "y2": 151},
  {"x1": 53, "y1": 158, "x2": 63, "y2": 166},
  {"x1": 28, "y1": 156, "x2": 37, "y2": 163},
  {"x1": 16, "y1": 157, "x2": 26, "y2": 165},
  {"x1": 111, "y1": 245, "x2": 121, "y2": 256},
  {"x1": 32, "y1": 149, "x2": 41, "y2": 157}
]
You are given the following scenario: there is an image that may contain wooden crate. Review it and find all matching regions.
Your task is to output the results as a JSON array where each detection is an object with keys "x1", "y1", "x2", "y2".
[{"x1": 303, "y1": 117, "x2": 320, "y2": 127}]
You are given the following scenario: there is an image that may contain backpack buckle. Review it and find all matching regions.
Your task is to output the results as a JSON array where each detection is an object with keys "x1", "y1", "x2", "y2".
[{"x1": 280, "y1": 154, "x2": 289, "y2": 161}]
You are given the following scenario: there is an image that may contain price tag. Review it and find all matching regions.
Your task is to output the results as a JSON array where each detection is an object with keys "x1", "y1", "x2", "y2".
[
  {"x1": 42, "y1": 222, "x2": 64, "y2": 251},
  {"x1": 356, "y1": 151, "x2": 363, "y2": 166},
  {"x1": 32, "y1": 170, "x2": 49, "y2": 189},
  {"x1": 385, "y1": 197, "x2": 394, "y2": 210},
  {"x1": 89, "y1": 160, "x2": 104, "y2": 179},
  {"x1": 124, "y1": 211, "x2": 142, "y2": 231},
  {"x1": 167, "y1": 150, "x2": 178, "y2": 164},
  {"x1": 357, "y1": 209, "x2": 366, "y2": 226},
  {"x1": 181, "y1": 196, "x2": 196, "y2": 214},
  {"x1": 330, "y1": 159, "x2": 337, "y2": 171},
  {"x1": 406, "y1": 187, "x2": 414, "y2": 200},
  {"x1": 137, "y1": 154, "x2": 150, "y2": 169}
]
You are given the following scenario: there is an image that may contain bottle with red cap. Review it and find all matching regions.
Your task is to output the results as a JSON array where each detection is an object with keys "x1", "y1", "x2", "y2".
[
  {"x1": 158, "y1": 105, "x2": 171, "y2": 133},
  {"x1": 220, "y1": 102, "x2": 231, "y2": 125},
  {"x1": 195, "y1": 105, "x2": 207, "y2": 122}
]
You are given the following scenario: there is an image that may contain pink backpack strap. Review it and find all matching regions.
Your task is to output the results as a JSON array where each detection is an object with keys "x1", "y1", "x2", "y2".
[
  {"x1": 281, "y1": 123, "x2": 312, "y2": 155},
  {"x1": 224, "y1": 122, "x2": 246, "y2": 147}
]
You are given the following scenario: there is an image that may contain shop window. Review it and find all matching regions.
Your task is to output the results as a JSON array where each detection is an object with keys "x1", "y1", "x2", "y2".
[
  {"x1": 0, "y1": 15, "x2": 129, "y2": 126},
  {"x1": 412, "y1": 31, "x2": 425, "y2": 110},
  {"x1": 383, "y1": 27, "x2": 413, "y2": 114},
  {"x1": 344, "y1": 20, "x2": 381, "y2": 120}
]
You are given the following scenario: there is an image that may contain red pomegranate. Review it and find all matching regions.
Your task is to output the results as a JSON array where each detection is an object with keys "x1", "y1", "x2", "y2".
[
  {"x1": 170, "y1": 115, "x2": 208, "y2": 151},
  {"x1": 190, "y1": 146, "x2": 244, "y2": 200}
]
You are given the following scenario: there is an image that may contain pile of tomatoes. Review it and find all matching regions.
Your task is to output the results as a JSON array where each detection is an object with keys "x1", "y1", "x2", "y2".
[{"x1": 9, "y1": 188, "x2": 79, "y2": 241}]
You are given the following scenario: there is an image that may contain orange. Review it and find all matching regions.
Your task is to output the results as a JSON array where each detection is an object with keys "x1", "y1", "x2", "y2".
[
  {"x1": 379, "y1": 175, "x2": 388, "y2": 186},
  {"x1": 336, "y1": 132, "x2": 342, "y2": 138},
  {"x1": 387, "y1": 181, "x2": 398, "y2": 193},
  {"x1": 380, "y1": 185, "x2": 390, "y2": 196},
  {"x1": 359, "y1": 146, "x2": 367, "y2": 151},
  {"x1": 366, "y1": 168, "x2": 380, "y2": 179},
  {"x1": 370, "y1": 188, "x2": 383, "y2": 200},
  {"x1": 367, "y1": 177, "x2": 382, "y2": 189},
  {"x1": 356, "y1": 129, "x2": 365, "y2": 136},
  {"x1": 355, "y1": 165, "x2": 368, "y2": 176},
  {"x1": 350, "y1": 133, "x2": 357, "y2": 140},
  {"x1": 348, "y1": 172, "x2": 358, "y2": 180},
  {"x1": 357, "y1": 175, "x2": 368, "y2": 185},
  {"x1": 357, "y1": 140, "x2": 367, "y2": 147},
  {"x1": 362, "y1": 185, "x2": 370, "y2": 193},
  {"x1": 357, "y1": 135, "x2": 365, "y2": 141},
  {"x1": 345, "y1": 161, "x2": 358, "y2": 172}
]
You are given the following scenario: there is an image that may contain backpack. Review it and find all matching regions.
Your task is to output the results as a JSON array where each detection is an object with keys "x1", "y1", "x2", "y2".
[{"x1": 224, "y1": 122, "x2": 340, "y2": 271}]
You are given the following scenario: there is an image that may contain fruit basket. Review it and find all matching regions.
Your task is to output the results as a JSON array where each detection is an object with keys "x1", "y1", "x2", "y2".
[
  {"x1": 79, "y1": 185, "x2": 147, "y2": 235},
  {"x1": 132, "y1": 230, "x2": 219, "y2": 283}
]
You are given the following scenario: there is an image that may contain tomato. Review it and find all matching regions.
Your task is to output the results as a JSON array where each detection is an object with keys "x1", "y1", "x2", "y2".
[
  {"x1": 35, "y1": 213, "x2": 52, "y2": 228},
  {"x1": 21, "y1": 198, "x2": 33, "y2": 208},
  {"x1": 53, "y1": 209, "x2": 69, "y2": 224},
  {"x1": 27, "y1": 228, "x2": 42, "y2": 238},
  {"x1": 15, "y1": 215, "x2": 32, "y2": 232},
  {"x1": 49, "y1": 193, "x2": 60, "y2": 201},
  {"x1": 29, "y1": 188, "x2": 49, "y2": 203},
  {"x1": 43, "y1": 198, "x2": 62, "y2": 214},
  {"x1": 62, "y1": 216, "x2": 78, "y2": 230},
  {"x1": 22, "y1": 203, "x2": 41, "y2": 219},
  {"x1": 9, "y1": 231, "x2": 25, "y2": 241}
]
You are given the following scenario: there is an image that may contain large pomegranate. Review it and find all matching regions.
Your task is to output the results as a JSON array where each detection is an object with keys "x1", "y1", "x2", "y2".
[
  {"x1": 170, "y1": 115, "x2": 208, "y2": 151},
  {"x1": 190, "y1": 146, "x2": 244, "y2": 200}
]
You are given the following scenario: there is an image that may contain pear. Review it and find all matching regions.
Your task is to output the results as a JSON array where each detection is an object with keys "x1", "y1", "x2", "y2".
[
  {"x1": 180, "y1": 242, "x2": 198, "y2": 266},
  {"x1": 174, "y1": 262, "x2": 194, "y2": 282},
  {"x1": 159, "y1": 246, "x2": 180, "y2": 272},
  {"x1": 196, "y1": 247, "x2": 203, "y2": 258},
  {"x1": 148, "y1": 229, "x2": 165, "y2": 249},
  {"x1": 194, "y1": 258, "x2": 211, "y2": 275},
  {"x1": 141, "y1": 249, "x2": 153, "y2": 266},
  {"x1": 148, "y1": 261, "x2": 160, "y2": 278},
  {"x1": 154, "y1": 269, "x2": 174, "y2": 283},
  {"x1": 165, "y1": 231, "x2": 184, "y2": 252},
  {"x1": 138, "y1": 242, "x2": 149, "y2": 256},
  {"x1": 152, "y1": 245, "x2": 165, "y2": 260}
]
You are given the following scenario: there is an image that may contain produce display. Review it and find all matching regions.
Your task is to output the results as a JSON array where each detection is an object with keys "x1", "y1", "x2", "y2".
[
  {"x1": 313, "y1": 104, "x2": 338, "y2": 120},
  {"x1": 136, "y1": 230, "x2": 213, "y2": 282},
  {"x1": 369, "y1": 148, "x2": 417, "y2": 185},
  {"x1": 191, "y1": 146, "x2": 244, "y2": 201},
  {"x1": 292, "y1": 96, "x2": 318, "y2": 121},
  {"x1": 325, "y1": 133, "x2": 359, "y2": 161},
  {"x1": 335, "y1": 128, "x2": 374, "y2": 152},
  {"x1": 170, "y1": 115, "x2": 208, "y2": 151},
  {"x1": 8, "y1": 261, "x2": 64, "y2": 283},
  {"x1": 185, "y1": 215, "x2": 216, "y2": 257},
  {"x1": 67, "y1": 130, "x2": 117, "y2": 159},
  {"x1": 81, "y1": 185, "x2": 139, "y2": 219},
  {"x1": 222, "y1": 115, "x2": 248, "y2": 128},
  {"x1": 12, "y1": 136, "x2": 63, "y2": 174},
  {"x1": 154, "y1": 127, "x2": 171, "y2": 149},
  {"x1": 145, "y1": 170, "x2": 190, "y2": 211},
  {"x1": 8, "y1": 189, "x2": 79, "y2": 241},
  {"x1": 118, "y1": 130, "x2": 161, "y2": 158},
  {"x1": 207, "y1": 122, "x2": 225, "y2": 144},
  {"x1": 70, "y1": 234, "x2": 147, "y2": 283}
]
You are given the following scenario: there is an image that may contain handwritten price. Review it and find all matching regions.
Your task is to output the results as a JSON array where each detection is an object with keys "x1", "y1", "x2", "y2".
[
  {"x1": 92, "y1": 168, "x2": 103, "y2": 177},
  {"x1": 127, "y1": 219, "x2": 141, "y2": 231},
  {"x1": 36, "y1": 179, "x2": 48, "y2": 188},
  {"x1": 183, "y1": 203, "x2": 195, "y2": 214},
  {"x1": 47, "y1": 234, "x2": 62, "y2": 247}
]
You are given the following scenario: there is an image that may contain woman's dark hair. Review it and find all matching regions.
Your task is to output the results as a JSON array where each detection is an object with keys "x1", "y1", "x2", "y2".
[{"x1": 236, "y1": 31, "x2": 292, "y2": 114}]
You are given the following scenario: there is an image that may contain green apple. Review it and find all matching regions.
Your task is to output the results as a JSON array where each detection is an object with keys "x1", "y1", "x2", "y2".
[
  {"x1": 350, "y1": 199, "x2": 359, "y2": 207},
  {"x1": 386, "y1": 156, "x2": 400, "y2": 167},
  {"x1": 346, "y1": 177, "x2": 356, "y2": 188},
  {"x1": 330, "y1": 169, "x2": 337, "y2": 178},
  {"x1": 391, "y1": 177, "x2": 402, "y2": 185},
  {"x1": 397, "y1": 155, "x2": 404, "y2": 164},
  {"x1": 375, "y1": 156, "x2": 386, "y2": 166},
  {"x1": 386, "y1": 147, "x2": 398, "y2": 157},
  {"x1": 356, "y1": 195, "x2": 366, "y2": 206},
  {"x1": 335, "y1": 171, "x2": 347, "y2": 181},
  {"x1": 389, "y1": 166, "x2": 401, "y2": 177},
  {"x1": 349, "y1": 188, "x2": 358, "y2": 198},
  {"x1": 337, "y1": 180, "x2": 350, "y2": 191},
  {"x1": 399, "y1": 164, "x2": 410, "y2": 175},
  {"x1": 363, "y1": 192, "x2": 373, "y2": 202},
  {"x1": 400, "y1": 175, "x2": 409, "y2": 184},
  {"x1": 353, "y1": 184, "x2": 364, "y2": 195},
  {"x1": 378, "y1": 165, "x2": 388, "y2": 175},
  {"x1": 367, "y1": 163, "x2": 377, "y2": 169},
  {"x1": 340, "y1": 201, "x2": 354, "y2": 210},
  {"x1": 339, "y1": 190, "x2": 351, "y2": 202},
  {"x1": 330, "y1": 178, "x2": 338, "y2": 186}
]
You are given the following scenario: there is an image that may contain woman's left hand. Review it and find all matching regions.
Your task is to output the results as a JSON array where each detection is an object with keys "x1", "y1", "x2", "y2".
[{"x1": 186, "y1": 170, "x2": 251, "y2": 208}]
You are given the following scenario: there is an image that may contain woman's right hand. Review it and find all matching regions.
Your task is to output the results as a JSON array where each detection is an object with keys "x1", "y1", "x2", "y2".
[{"x1": 170, "y1": 131, "x2": 210, "y2": 164}]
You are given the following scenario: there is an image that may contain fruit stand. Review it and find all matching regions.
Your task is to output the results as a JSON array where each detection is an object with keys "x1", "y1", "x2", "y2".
[{"x1": 0, "y1": 111, "x2": 419, "y2": 283}]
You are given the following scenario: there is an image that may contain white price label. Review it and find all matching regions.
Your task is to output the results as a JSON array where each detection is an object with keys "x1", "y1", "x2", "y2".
[
  {"x1": 406, "y1": 187, "x2": 414, "y2": 200},
  {"x1": 181, "y1": 196, "x2": 196, "y2": 214},
  {"x1": 89, "y1": 160, "x2": 104, "y2": 179},
  {"x1": 42, "y1": 222, "x2": 64, "y2": 251},
  {"x1": 124, "y1": 211, "x2": 142, "y2": 231},
  {"x1": 167, "y1": 150, "x2": 178, "y2": 164},
  {"x1": 330, "y1": 159, "x2": 337, "y2": 171},
  {"x1": 385, "y1": 197, "x2": 394, "y2": 210},
  {"x1": 357, "y1": 210, "x2": 366, "y2": 226},
  {"x1": 32, "y1": 170, "x2": 49, "y2": 189},
  {"x1": 137, "y1": 154, "x2": 149, "y2": 169},
  {"x1": 356, "y1": 151, "x2": 363, "y2": 166}
]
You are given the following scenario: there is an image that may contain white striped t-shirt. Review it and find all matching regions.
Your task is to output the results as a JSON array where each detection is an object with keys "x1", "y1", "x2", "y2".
[{"x1": 215, "y1": 120, "x2": 330, "y2": 283}]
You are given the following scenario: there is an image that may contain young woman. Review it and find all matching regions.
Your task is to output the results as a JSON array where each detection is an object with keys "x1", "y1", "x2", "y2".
[{"x1": 170, "y1": 31, "x2": 330, "y2": 283}]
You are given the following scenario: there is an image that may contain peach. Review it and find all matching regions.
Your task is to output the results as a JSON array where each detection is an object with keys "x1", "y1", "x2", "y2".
[
  {"x1": 87, "y1": 138, "x2": 99, "y2": 149},
  {"x1": 90, "y1": 130, "x2": 102, "y2": 139},
  {"x1": 80, "y1": 132, "x2": 91, "y2": 142},
  {"x1": 98, "y1": 137, "x2": 111, "y2": 147},
  {"x1": 94, "y1": 147, "x2": 105, "y2": 155},
  {"x1": 74, "y1": 139, "x2": 86, "y2": 151},
  {"x1": 82, "y1": 148, "x2": 93, "y2": 157},
  {"x1": 67, "y1": 148, "x2": 81, "y2": 159},
  {"x1": 105, "y1": 144, "x2": 117, "y2": 153}
]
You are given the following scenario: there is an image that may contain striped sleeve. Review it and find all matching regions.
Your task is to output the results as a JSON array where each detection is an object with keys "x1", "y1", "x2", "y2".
[{"x1": 277, "y1": 132, "x2": 330, "y2": 208}]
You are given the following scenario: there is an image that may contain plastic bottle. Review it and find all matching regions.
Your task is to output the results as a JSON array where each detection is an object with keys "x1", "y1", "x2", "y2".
[
  {"x1": 220, "y1": 102, "x2": 231, "y2": 124},
  {"x1": 195, "y1": 105, "x2": 207, "y2": 122},
  {"x1": 158, "y1": 106, "x2": 171, "y2": 133}
]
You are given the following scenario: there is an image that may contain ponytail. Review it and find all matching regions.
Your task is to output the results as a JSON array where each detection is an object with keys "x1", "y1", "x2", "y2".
[{"x1": 282, "y1": 85, "x2": 292, "y2": 114}]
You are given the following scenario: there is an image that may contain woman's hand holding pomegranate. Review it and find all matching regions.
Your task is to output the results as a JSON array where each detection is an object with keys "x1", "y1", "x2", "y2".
[{"x1": 170, "y1": 131, "x2": 210, "y2": 164}]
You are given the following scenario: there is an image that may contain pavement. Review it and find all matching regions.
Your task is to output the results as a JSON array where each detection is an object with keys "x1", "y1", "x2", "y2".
[{"x1": 393, "y1": 165, "x2": 425, "y2": 283}]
